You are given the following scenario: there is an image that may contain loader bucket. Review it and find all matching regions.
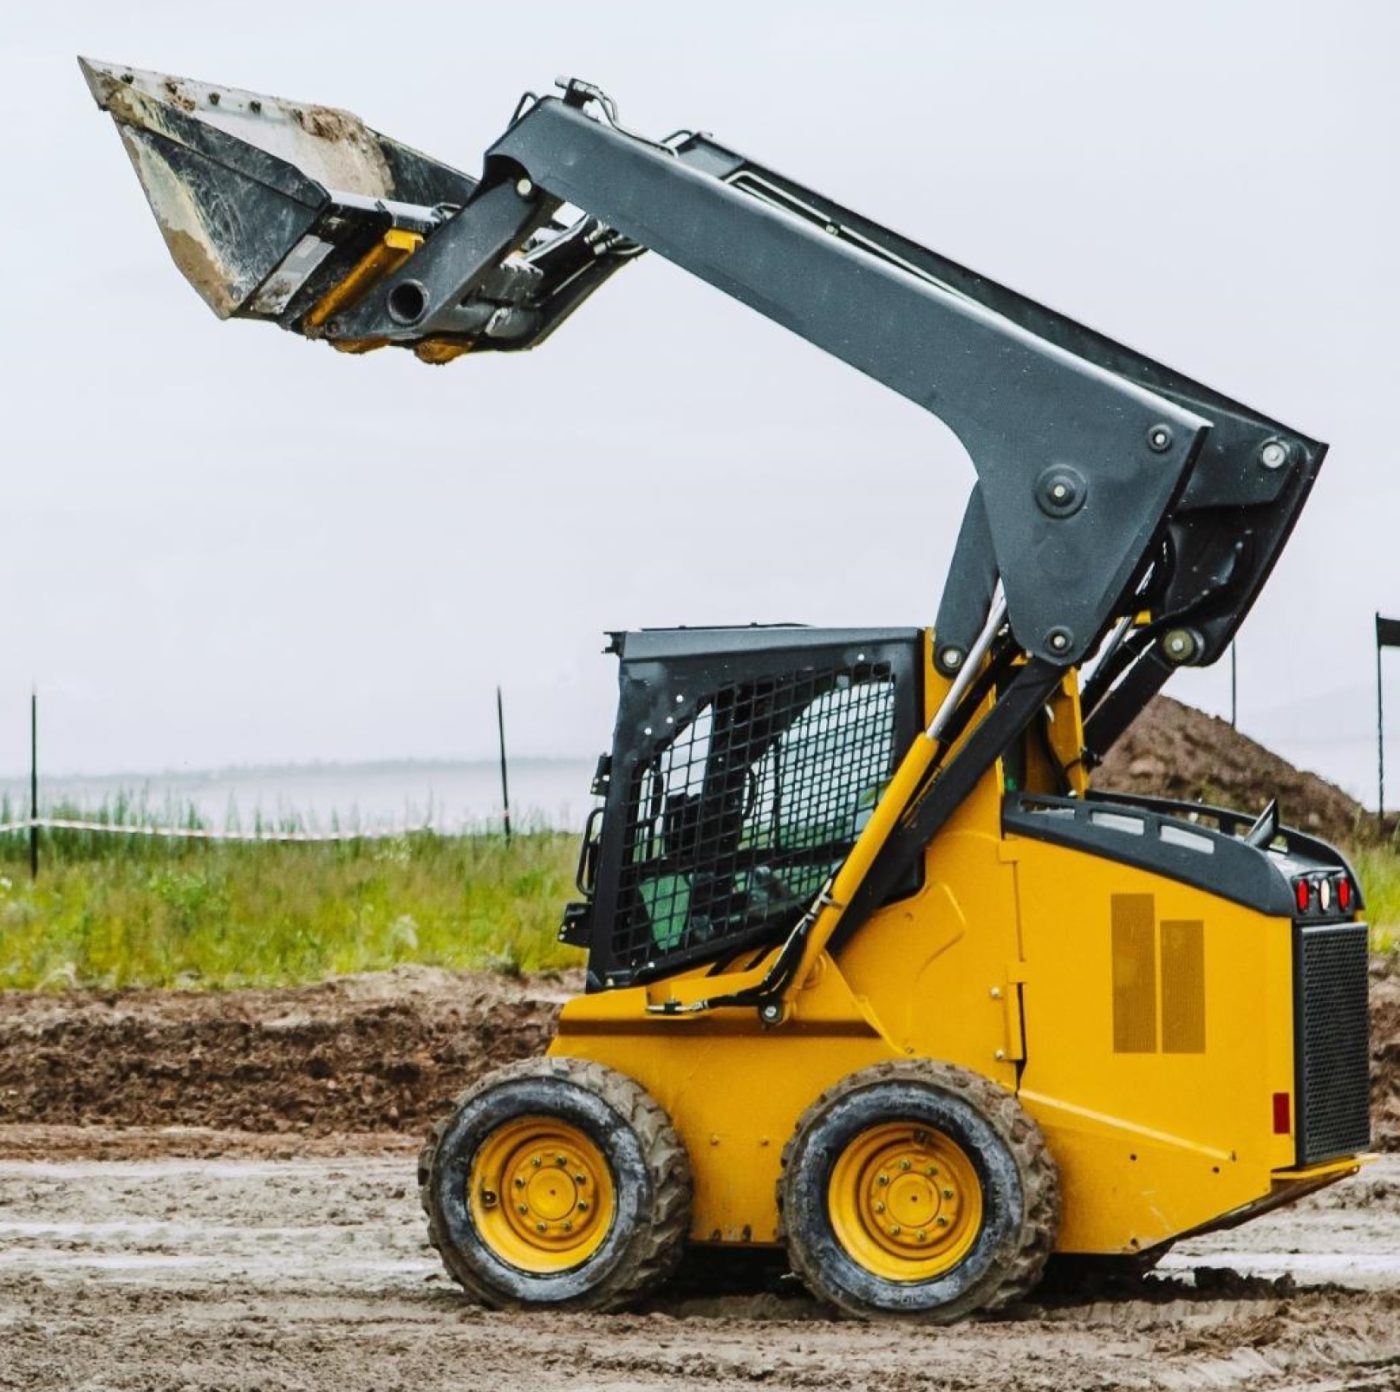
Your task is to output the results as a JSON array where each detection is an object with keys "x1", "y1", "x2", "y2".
[{"x1": 79, "y1": 57, "x2": 477, "y2": 322}]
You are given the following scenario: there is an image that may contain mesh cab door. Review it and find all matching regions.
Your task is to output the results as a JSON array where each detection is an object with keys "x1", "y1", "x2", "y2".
[{"x1": 585, "y1": 628, "x2": 921, "y2": 988}]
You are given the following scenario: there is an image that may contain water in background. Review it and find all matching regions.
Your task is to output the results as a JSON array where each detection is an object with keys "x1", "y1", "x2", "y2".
[{"x1": 0, "y1": 758, "x2": 598, "y2": 834}]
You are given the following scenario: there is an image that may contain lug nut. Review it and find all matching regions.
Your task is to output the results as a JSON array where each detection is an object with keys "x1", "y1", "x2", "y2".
[
  {"x1": 937, "y1": 1215, "x2": 950, "y2": 1227},
  {"x1": 877, "y1": 1174, "x2": 890, "y2": 1187},
  {"x1": 942, "y1": 1188, "x2": 955, "y2": 1200},
  {"x1": 900, "y1": 1159, "x2": 912, "y2": 1171},
  {"x1": 577, "y1": 1200, "x2": 589, "y2": 1212},
  {"x1": 575, "y1": 1174, "x2": 587, "y2": 1185},
  {"x1": 535, "y1": 1222, "x2": 547, "y2": 1233},
  {"x1": 916, "y1": 1230, "x2": 927, "y2": 1242},
  {"x1": 890, "y1": 1224, "x2": 902, "y2": 1236},
  {"x1": 531, "y1": 1155, "x2": 542, "y2": 1168},
  {"x1": 556, "y1": 1155, "x2": 568, "y2": 1166},
  {"x1": 517, "y1": 1203, "x2": 528, "y2": 1215},
  {"x1": 874, "y1": 1201, "x2": 885, "y2": 1214}
]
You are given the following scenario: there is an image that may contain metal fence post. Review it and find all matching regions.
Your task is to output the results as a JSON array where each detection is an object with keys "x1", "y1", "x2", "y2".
[
  {"x1": 497, "y1": 686, "x2": 513, "y2": 844},
  {"x1": 29, "y1": 689, "x2": 38, "y2": 880}
]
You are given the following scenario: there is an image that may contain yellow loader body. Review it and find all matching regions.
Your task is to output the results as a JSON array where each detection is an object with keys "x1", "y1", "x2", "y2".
[{"x1": 550, "y1": 638, "x2": 1362, "y2": 1255}]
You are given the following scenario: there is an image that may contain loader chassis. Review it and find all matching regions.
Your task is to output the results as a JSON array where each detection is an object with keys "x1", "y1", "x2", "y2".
[{"x1": 84, "y1": 60, "x2": 1372, "y2": 1320}]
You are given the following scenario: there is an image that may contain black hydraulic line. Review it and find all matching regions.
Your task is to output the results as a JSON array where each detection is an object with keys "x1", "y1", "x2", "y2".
[
  {"x1": 924, "y1": 641, "x2": 1023, "y2": 772},
  {"x1": 832, "y1": 659, "x2": 1065, "y2": 948},
  {"x1": 1080, "y1": 627, "x2": 1153, "y2": 718},
  {"x1": 1082, "y1": 647, "x2": 1176, "y2": 765},
  {"x1": 1036, "y1": 708, "x2": 1074, "y2": 797}
]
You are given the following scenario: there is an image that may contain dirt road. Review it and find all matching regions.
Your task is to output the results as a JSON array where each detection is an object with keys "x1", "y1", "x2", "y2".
[{"x1": 1, "y1": 1138, "x2": 1396, "y2": 1391}]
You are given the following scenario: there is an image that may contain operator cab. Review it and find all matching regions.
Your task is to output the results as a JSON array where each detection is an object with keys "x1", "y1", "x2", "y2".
[{"x1": 562, "y1": 626, "x2": 923, "y2": 990}]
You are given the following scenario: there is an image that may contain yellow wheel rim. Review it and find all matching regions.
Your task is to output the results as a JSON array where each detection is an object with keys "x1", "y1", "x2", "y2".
[
  {"x1": 468, "y1": 1115, "x2": 616, "y2": 1274},
  {"x1": 827, "y1": 1121, "x2": 983, "y2": 1282}
]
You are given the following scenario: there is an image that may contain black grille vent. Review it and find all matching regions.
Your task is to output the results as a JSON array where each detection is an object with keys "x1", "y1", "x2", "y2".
[
  {"x1": 1295, "y1": 922, "x2": 1371, "y2": 1165},
  {"x1": 611, "y1": 663, "x2": 898, "y2": 976}
]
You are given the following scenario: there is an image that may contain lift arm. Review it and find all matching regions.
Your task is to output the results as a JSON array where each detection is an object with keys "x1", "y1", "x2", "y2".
[{"x1": 82, "y1": 59, "x2": 1325, "y2": 787}]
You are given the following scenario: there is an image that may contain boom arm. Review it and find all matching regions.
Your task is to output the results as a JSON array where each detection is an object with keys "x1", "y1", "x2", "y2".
[{"x1": 81, "y1": 61, "x2": 1326, "y2": 761}]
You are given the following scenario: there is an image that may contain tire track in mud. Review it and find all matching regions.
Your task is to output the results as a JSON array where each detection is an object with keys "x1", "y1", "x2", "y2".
[{"x1": 0, "y1": 1149, "x2": 1397, "y2": 1391}]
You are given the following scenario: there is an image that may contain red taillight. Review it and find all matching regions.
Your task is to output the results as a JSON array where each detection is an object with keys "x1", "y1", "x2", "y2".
[
  {"x1": 1294, "y1": 878, "x2": 1311, "y2": 913},
  {"x1": 1337, "y1": 876, "x2": 1353, "y2": 912},
  {"x1": 1272, "y1": 1091, "x2": 1292, "y2": 1135}
]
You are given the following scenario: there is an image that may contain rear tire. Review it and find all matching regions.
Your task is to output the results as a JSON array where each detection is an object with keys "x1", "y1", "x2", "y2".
[
  {"x1": 419, "y1": 1056, "x2": 691, "y2": 1310},
  {"x1": 779, "y1": 1060, "x2": 1059, "y2": 1322}
]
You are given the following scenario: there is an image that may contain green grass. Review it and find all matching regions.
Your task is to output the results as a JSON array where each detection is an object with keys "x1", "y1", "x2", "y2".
[
  {"x1": 1351, "y1": 843, "x2": 1400, "y2": 953},
  {"x1": 1, "y1": 791, "x2": 1395, "y2": 991},
  {"x1": 0, "y1": 796, "x2": 582, "y2": 990}
]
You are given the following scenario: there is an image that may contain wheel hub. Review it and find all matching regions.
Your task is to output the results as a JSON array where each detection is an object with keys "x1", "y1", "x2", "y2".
[
  {"x1": 828, "y1": 1122, "x2": 982, "y2": 1281},
  {"x1": 469, "y1": 1117, "x2": 615, "y2": 1273}
]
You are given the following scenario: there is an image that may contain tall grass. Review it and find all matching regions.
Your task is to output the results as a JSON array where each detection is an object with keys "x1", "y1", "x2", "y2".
[
  {"x1": 1351, "y1": 843, "x2": 1400, "y2": 953},
  {"x1": 0, "y1": 795, "x2": 582, "y2": 990}
]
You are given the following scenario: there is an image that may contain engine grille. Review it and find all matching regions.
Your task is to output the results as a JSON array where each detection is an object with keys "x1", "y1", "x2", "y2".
[
  {"x1": 610, "y1": 661, "x2": 899, "y2": 976},
  {"x1": 1294, "y1": 921, "x2": 1371, "y2": 1166}
]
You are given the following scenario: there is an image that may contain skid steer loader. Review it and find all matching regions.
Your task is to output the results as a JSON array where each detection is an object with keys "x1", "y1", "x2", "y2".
[{"x1": 82, "y1": 59, "x2": 1373, "y2": 1322}]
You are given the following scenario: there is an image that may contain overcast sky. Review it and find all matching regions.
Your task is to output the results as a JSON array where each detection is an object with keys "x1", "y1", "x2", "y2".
[{"x1": 3, "y1": 1, "x2": 1397, "y2": 805}]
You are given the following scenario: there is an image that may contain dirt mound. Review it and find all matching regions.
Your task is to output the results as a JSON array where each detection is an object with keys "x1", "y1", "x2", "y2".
[
  {"x1": 1097, "y1": 695, "x2": 1369, "y2": 843},
  {"x1": 0, "y1": 966, "x2": 575, "y2": 1136}
]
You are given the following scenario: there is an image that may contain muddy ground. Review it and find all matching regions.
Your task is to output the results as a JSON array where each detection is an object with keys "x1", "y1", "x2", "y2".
[{"x1": 0, "y1": 1144, "x2": 1396, "y2": 1391}]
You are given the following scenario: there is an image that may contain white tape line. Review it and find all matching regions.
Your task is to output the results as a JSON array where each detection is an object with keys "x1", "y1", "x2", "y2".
[{"x1": 0, "y1": 817, "x2": 471, "y2": 843}]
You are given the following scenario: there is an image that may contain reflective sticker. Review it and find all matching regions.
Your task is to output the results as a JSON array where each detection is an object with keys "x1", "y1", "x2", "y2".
[
  {"x1": 1161, "y1": 919, "x2": 1206, "y2": 1054},
  {"x1": 1111, "y1": 894, "x2": 1157, "y2": 1054}
]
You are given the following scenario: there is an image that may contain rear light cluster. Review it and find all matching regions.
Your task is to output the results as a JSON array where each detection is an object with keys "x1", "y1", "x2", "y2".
[{"x1": 1293, "y1": 872, "x2": 1355, "y2": 917}]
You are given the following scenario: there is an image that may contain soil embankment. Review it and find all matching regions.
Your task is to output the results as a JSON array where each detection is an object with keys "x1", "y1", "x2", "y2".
[
  {"x1": 0, "y1": 968, "x2": 571, "y2": 1145},
  {"x1": 1098, "y1": 694, "x2": 1370, "y2": 842}
]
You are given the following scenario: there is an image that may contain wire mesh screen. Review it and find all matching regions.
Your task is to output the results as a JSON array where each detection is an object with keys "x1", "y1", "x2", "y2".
[{"x1": 610, "y1": 662, "x2": 898, "y2": 973}]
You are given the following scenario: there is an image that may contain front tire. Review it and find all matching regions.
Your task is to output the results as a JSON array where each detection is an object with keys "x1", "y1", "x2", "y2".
[
  {"x1": 419, "y1": 1057, "x2": 691, "y2": 1311},
  {"x1": 779, "y1": 1060, "x2": 1059, "y2": 1322}
]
